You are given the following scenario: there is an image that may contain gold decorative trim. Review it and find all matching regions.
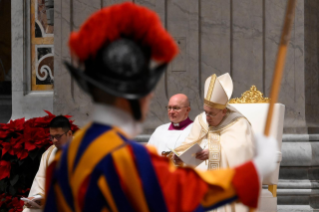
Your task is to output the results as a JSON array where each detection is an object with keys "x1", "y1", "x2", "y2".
[
  {"x1": 204, "y1": 99, "x2": 227, "y2": 110},
  {"x1": 268, "y1": 185, "x2": 277, "y2": 197},
  {"x1": 229, "y1": 85, "x2": 269, "y2": 103},
  {"x1": 37, "y1": 193, "x2": 45, "y2": 197},
  {"x1": 31, "y1": 0, "x2": 54, "y2": 91},
  {"x1": 208, "y1": 133, "x2": 220, "y2": 170},
  {"x1": 205, "y1": 74, "x2": 217, "y2": 100}
]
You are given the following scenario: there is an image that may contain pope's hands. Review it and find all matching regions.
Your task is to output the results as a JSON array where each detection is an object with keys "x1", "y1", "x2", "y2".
[
  {"x1": 196, "y1": 149, "x2": 209, "y2": 160},
  {"x1": 252, "y1": 133, "x2": 279, "y2": 179},
  {"x1": 24, "y1": 197, "x2": 42, "y2": 208},
  {"x1": 172, "y1": 148, "x2": 209, "y2": 165},
  {"x1": 173, "y1": 154, "x2": 183, "y2": 165}
]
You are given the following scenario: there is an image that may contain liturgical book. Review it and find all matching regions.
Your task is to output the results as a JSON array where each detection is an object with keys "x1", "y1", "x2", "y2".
[
  {"x1": 169, "y1": 144, "x2": 203, "y2": 167},
  {"x1": 21, "y1": 194, "x2": 42, "y2": 209}
]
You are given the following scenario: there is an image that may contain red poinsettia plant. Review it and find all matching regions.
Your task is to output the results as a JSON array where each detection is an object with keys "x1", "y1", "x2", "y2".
[{"x1": 0, "y1": 111, "x2": 78, "y2": 212}]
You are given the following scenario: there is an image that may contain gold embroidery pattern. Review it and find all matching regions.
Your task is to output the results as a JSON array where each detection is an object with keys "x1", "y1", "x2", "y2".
[
  {"x1": 205, "y1": 74, "x2": 216, "y2": 101},
  {"x1": 229, "y1": 85, "x2": 270, "y2": 103},
  {"x1": 208, "y1": 133, "x2": 220, "y2": 170},
  {"x1": 204, "y1": 99, "x2": 227, "y2": 110}
]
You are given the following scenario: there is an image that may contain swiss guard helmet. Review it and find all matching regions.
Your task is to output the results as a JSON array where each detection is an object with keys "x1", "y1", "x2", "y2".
[{"x1": 64, "y1": 2, "x2": 178, "y2": 120}]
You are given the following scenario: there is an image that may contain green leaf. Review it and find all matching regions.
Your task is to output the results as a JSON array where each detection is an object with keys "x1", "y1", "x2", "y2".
[{"x1": 10, "y1": 175, "x2": 19, "y2": 186}]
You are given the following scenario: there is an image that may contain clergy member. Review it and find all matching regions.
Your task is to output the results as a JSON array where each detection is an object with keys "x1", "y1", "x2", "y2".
[
  {"x1": 148, "y1": 93, "x2": 193, "y2": 155},
  {"x1": 23, "y1": 116, "x2": 73, "y2": 212},
  {"x1": 175, "y1": 73, "x2": 255, "y2": 212}
]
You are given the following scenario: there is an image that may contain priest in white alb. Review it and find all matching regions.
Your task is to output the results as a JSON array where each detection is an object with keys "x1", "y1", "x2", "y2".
[
  {"x1": 148, "y1": 93, "x2": 193, "y2": 156},
  {"x1": 175, "y1": 73, "x2": 255, "y2": 212},
  {"x1": 23, "y1": 116, "x2": 73, "y2": 212}
]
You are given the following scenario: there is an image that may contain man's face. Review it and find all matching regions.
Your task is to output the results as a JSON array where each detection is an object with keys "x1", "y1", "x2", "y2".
[
  {"x1": 167, "y1": 97, "x2": 190, "y2": 123},
  {"x1": 203, "y1": 105, "x2": 227, "y2": 126},
  {"x1": 49, "y1": 127, "x2": 72, "y2": 149}
]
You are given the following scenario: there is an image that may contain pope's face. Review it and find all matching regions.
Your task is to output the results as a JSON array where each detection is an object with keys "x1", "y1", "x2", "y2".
[
  {"x1": 167, "y1": 97, "x2": 190, "y2": 123},
  {"x1": 203, "y1": 105, "x2": 227, "y2": 127},
  {"x1": 49, "y1": 127, "x2": 72, "y2": 149}
]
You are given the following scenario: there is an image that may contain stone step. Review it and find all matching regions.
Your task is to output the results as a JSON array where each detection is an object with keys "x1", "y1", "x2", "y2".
[
  {"x1": 277, "y1": 205, "x2": 319, "y2": 212},
  {"x1": 275, "y1": 180, "x2": 319, "y2": 208},
  {"x1": 277, "y1": 180, "x2": 319, "y2": 189}
]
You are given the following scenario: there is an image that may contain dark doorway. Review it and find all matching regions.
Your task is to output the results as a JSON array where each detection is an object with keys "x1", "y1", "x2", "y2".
[{"x1": 0, "y1": 0, "x2": 12, "y2": 123}]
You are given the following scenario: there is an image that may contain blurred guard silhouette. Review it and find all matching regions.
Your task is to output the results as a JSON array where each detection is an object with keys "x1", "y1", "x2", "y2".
[{"x1": 43, "y1": 2, "x2": 278, "y2": 212}]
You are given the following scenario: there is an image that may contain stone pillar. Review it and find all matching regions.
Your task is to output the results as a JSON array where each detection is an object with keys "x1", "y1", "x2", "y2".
[
  {"x1": 265, "y1": 0, "x2": 306, "y2": 134},
  {"x1": 304, "y1": 0, "x2": 319, "y2": 134}
]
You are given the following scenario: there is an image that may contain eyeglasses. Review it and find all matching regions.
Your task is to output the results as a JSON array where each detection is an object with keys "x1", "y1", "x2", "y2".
[
  {"x1": 166, "y1": 106, "x2": 188, "y2": 111},
  {"x1": 49, "y1": 132, "x2": 68, "y2": 141},
  {"x1": 204, "y1": 110, "x2": 222, "y2": 117}
]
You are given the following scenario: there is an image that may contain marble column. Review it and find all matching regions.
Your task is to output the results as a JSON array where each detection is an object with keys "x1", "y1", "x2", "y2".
[
  {"x1": 264, "y1": 0, "x2": 306, "y2": 134},
  {"x1": 232, "y1": 0, "x2": 263, "y2": 97}
]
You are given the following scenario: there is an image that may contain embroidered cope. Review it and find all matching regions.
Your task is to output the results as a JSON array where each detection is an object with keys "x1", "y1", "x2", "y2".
[{"x1": 176, "y1": 105, "x2": 255, "y2": 212}]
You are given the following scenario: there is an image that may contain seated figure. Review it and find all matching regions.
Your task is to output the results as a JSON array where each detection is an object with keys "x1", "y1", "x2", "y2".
[
  {"x1": 23, "y1": 116, "x2": 73, "y2": 212},
  {"x1": 147, "y1": 93, "x2": 193, "y2": 156},
  {"x1": 175, "y1": 73, "x2": 255, "y2": 212}
]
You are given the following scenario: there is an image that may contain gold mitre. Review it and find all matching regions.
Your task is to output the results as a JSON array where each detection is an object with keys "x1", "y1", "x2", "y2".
[{"x1": 204, "y1": 73, "x2": 233, "y2": 109}]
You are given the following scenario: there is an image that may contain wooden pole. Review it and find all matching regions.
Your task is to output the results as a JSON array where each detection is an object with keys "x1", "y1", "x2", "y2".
[
  {"x1": 250, "y1": 1, "x2": 296, "y2": 212},
  {"x1": 264, "y1": 0, "x2": 297, "y2": 136}
]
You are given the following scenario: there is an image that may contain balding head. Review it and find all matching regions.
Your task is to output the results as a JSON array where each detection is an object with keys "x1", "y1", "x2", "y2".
[
  {"x1": 169, "y1": 93, "x2": 189, "y2": 107},
  {"x1": 167, "y1": 93, "x2": 191, "y2": 123}
]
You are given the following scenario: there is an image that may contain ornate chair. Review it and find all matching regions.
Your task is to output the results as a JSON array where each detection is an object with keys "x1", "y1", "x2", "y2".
[{"x1": 229, "y1": 86, "x2": 285, "y2": 212}]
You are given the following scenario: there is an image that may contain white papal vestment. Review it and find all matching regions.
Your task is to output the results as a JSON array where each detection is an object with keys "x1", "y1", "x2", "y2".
[
  {"x1": 23, "y1": 145, "x2": 57, "y2": 212},
  {"x1": 176, "y1": 105, "x2": 255, "y2": 212}
]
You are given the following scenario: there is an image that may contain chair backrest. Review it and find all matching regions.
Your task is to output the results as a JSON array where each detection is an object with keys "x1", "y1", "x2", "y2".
[{"x1": 230, "y1": 103, "x2": 285, "y2": 185}]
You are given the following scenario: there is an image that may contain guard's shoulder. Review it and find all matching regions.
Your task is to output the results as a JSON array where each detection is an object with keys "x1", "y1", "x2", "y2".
[{"x1": 145, "y1": 145, "x2": 158, "y2": 155}]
